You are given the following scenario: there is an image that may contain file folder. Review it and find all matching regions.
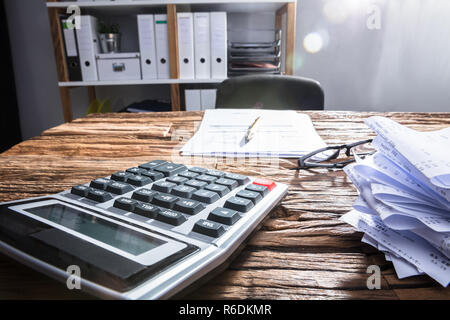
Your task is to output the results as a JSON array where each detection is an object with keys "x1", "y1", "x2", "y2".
[
  {"x1": 60, "y1": 16, "x2": 82, "y2": 81},
  {"x1": 154, "y1": 14, "x2": 170, "y2": 79},
  {"x1": 193, "y1": 12, "x2": 211, "y2": 79},
  {"x1": 76, "y1": 15, "x2": 100, "y2": 81},
  {"x1": 200, "y1": 89, "x2": 217, "y2": 110},
  {"x1": 177, "y1": 13, "x2": 195, "y2": 79},
  {"x1": 185, "y1": 89, "x2": 202, "y2": 111},
  {"x1": 137, "y1": 14, "x2": 157, "y2": 80},
  {"x1": 210, "y1": 12, "x2": 227, "y2": 79}
]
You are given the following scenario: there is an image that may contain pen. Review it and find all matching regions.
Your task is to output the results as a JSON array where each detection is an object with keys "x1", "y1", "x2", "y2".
[{"x1": 245, "y1": 116, "x2": 261, "y2": 142}]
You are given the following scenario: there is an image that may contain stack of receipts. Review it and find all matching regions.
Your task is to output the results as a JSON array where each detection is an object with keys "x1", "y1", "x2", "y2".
[
  {"x1": 180, "y1": 109, "x2": 327, "y2": 157},
  {"x1": 340, "y1": 116, "x2": 450, "y2": 287}
]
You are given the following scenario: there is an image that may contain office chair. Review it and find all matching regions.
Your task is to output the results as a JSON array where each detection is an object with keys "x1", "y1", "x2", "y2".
[{"x1": 215, "y1": 74, "x2": 324, "y2": 110}]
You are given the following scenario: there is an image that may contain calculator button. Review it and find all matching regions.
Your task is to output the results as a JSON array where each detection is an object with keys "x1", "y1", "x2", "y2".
[
  {"x1": 166, "y1": 176, "x2": 189, "y2": 185},
  {"x1": 127, "y1": 175, "x2": 152, "y2": 187},
  {"x1": 151, "y1": 193, "x2": 179, "y2": 209},
  {"x1": 196, "y1": 174, "x2": 217, "y2": 183},
  {"x1": 215, "y1": 178, "x2": 239, "y2": 190},
  {"x1": 252, "y1": 178, "x2": 276, "y2": 191},
  {"x1": 208, "y1": 207, "x2": 240, "y2": 226},
  {"x1": 224, "y1": 173, "x2": 250, "y2": 186},
  {"x1": 171, "y1": 185, "x2": 196, "y2": 198},
  {"x1": 113, "y1": 197, "x2": 137, "y2": 212},
  {"x1": 71, "y1": 185, "x2": 91, "y2": 197},
  {"x1": 206, "y1": 170, "x2": 225, "y2": 178},
  {"x1": 224, "y1": 196, "x2": 254, "y2": 212},
  {"x1": 236, "y1": 190, "x2": 262, "y2": 204},
  {"x1": 138, "y1": 160, "x2": 167, "y2": 170},
  {"x1": 192, "y1": 189, "x2": 220, "y2": 204},
  {"x1": 141, "y1": 170, "x2": 164, "y2": 181},
  {"x1": 126, "y1": 167, "x2": 147, "y2": 175},
  {"x1": 174, "y1": 199, "x2": 204, "y2": 215},
  {"x1": 110, "y1": 171, "x2": 131, "y2": 182},
  {"x1": 193, "y1": 219, "x2": 225, "y2": 238},
  {"x1": 132, "y1": 189, "x2": 158, "y2": 202},
  {"x1": 90, "y1": 178, "x2": 111, "y2": 190},
  {"x1": 152, "y1": 181, "x2": 177, "y2": 193},
  {"x1": 156, "y1": 209, "x2": 186, "y2": 226},
  {"x1": 134, "y1": 203, "x2": 160, "y2": 218},
  {"x1": 188, "y1": 167, "x2": 208, "y2": 174},
  {"x1": 106, "y1": 181, "x2": 134, "y2": 195},
  {"x1": 205, "y1": 184, "x2": 230, "y2": 197},
  {"x1": 153, "y1": 163, "x2": 187, "y2": 177},
  {"x1": 87, "y1": 189, "x2": 113, "y2": 203},
  {"x1": 245, "y1": 184, "x2": 269, "y2": 196},
  {"x1": 185, "y1": 179, "x2": 208, "y2": 189},
  {"x1": 179, "y1": 171, "x2": 199, "y2": 179}
]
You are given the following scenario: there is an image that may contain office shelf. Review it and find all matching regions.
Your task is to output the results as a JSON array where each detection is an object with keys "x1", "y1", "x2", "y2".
[
  {"x1": 47, "y1": 1, "x2": 295, "y2": 13},
  {"x1": 58, "y1": 78, "x2": 227, "y2": 87},
  {"x1": 46, "y1": 0, "x2": 296, "y2": 121}
]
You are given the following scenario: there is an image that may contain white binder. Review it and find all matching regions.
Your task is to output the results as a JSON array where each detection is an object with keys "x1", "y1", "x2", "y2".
[
  {"x1": 210, "y1": 12, "x2": 227, "y2": 79},
  {"x1": 137, "y1": 14, "x2": 157, "y2": 80},
  {"x1": 193, "y1": 12, "x2": 211, "y2": 79},
  {"x1": 154, "y1": 14, "x2": 170, "y2": 79},
  {"x1": 185, "y1": 89, "x2": 201, "y2": 111},
  {"x1": 177, "y1": 12, "x2": 195, "y2": 79},
  {"x1": 200, "y1": 89, "x2": 217, "y2": 110},
  {"x1": 76, "y1": 15, "x2": 100, "y2": 81}
]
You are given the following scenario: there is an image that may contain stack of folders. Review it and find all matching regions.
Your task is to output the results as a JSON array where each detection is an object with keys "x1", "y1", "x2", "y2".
[
  {"x1": 137, "y1": 14, "x2": 172, "y2": 80},
  {"x1": 176, "y1": 12, "x2": 227, "y2": 80},
  {"x1": 228, "y1": 29, "x2": 281, "y2": 76},
  {"x1": 340, "y1": 116, "x2": 450, "y2": 287},
  {"x1": 61, "y1": 14, "x2": 173, "y2": 81}
]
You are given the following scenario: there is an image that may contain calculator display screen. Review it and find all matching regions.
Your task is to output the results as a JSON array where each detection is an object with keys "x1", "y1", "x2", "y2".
[{"x1": 26, "y1": 204, "x2": 165, "y2": 256}]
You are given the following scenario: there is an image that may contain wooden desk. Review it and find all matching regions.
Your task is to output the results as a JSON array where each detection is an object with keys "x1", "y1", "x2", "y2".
[{"x1": 0, "y1": 111, "x2": 449, "y2": 299}]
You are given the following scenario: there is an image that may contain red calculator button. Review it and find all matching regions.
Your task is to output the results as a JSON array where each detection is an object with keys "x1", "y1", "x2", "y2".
[{"x1": 252, "y1": 178, "x2": 276, "y2": 191}]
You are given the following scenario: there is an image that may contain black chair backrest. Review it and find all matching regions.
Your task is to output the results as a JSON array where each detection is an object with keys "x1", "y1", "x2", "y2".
[{"x1": 215, "y1": 75, "x2": 324, "y2": 110}]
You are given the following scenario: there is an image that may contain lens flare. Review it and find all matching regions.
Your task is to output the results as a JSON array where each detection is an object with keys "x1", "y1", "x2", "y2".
[{"x1": 303, "y1": 32, "x2": 323, "y2": 54}]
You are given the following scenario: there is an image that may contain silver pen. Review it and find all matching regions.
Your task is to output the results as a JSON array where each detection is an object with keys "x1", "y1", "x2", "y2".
[{"x1": 245, "y1": 116, "x2": 261, "y2": 142}]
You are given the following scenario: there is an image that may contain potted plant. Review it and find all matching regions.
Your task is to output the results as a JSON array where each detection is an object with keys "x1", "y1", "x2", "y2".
[{"x1": 98, "y1": 21, "x2": 121, "y2": 53}]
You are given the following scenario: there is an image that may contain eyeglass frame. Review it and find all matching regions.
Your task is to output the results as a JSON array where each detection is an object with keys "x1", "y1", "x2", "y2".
[{"x1": 295, "y1": 139, "x2": 374, "y2": 170}]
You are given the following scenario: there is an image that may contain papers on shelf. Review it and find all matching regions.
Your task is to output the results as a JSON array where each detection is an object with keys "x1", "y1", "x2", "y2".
[
  {"x1": 340, "y1": 116, "x2": 450, "y2": 287},
  {"x1": 180, "y1": 109, "x2": 327, "y2": 158}
]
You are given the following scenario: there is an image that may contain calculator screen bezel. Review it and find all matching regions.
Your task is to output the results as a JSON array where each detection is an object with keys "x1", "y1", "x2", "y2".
[{"x1": 9, "y1": 199, "x2": 187, "y2": 266}]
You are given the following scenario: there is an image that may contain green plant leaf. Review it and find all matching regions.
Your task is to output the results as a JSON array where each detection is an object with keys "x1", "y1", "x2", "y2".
[
  {"x1": 99, "y1": 99, "x2": 113, "y2": 113},
  {"x1": 86, "y1": 99, "x2": 101, "y2": 115}
]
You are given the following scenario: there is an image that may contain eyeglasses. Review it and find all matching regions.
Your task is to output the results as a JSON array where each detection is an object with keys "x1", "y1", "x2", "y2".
[{"x1": 293, "y1": 139, "x2": 374, "y2": 170}]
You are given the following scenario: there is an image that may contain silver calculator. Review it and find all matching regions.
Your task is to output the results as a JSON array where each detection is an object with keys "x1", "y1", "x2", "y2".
[{"x1": 0, "y1": 160, "x2": 288, "y2": 299}]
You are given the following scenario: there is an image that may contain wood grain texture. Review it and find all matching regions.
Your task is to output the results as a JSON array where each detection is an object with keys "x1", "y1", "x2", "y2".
[
  {"x1": 284, "y1": 2, "x2": 296, "y2": 75},
  {"x1": 0, "y1": 111, "x2": 449, "y2": 300}
]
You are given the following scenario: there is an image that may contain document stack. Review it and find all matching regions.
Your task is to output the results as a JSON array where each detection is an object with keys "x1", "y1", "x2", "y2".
[
  {"x1": 340, "y1": 116, "x2": 450, "y2": 287},
  {"x1": 228, "y1": 30, "x2": 281, "y2": 76}
]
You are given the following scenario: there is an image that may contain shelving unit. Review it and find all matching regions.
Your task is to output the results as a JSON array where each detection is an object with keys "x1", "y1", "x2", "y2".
[{"x1": 46, "y1": 0, "x2": 297, "y2": 122}]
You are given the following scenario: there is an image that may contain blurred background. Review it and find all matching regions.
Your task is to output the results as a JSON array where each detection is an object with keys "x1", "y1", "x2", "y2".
[{"x1": 2, "y1": 0, "x2": 450, "y2": 147}]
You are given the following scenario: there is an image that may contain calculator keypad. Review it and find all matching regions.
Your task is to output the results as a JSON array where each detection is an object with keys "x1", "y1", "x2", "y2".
[{"x1": 69, "y1": 160, "x2": 276, "y2": 242}]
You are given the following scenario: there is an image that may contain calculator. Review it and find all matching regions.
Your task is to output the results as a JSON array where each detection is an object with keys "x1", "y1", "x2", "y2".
[{"x1": 0, "y1": 160, "x2": 288, "y2": 299}]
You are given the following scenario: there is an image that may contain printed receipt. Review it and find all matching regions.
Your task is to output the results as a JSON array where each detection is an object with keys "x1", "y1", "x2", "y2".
[{"x1": 340, "y1": 210, "x2": 449, "y2": 287}]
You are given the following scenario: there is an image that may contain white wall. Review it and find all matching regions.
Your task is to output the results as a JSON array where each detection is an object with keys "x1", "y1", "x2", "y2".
[
  {"x1": 5, "y1": 0, "x2": 64, "y2": 139},
  {"x1": 295, "y1": 0, "x2": 450, "y2": 112},
  {"x1": 5, "y1": 0, "x2": 450, "y2": 140}
]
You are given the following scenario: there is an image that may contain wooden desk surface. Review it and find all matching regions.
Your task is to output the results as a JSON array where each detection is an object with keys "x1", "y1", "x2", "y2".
[{"x1": 0, "y1": 111, "x2": 449, "y2": 300}]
